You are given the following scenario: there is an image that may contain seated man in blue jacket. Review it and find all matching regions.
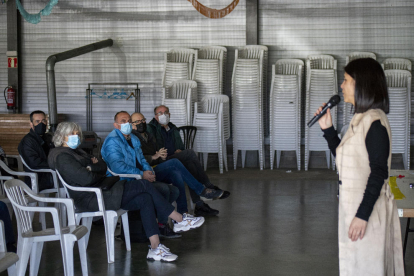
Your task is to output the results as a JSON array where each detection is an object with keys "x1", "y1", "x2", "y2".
[{"x1": 101, "y1": 111, "x2": 180, "y2": 239}]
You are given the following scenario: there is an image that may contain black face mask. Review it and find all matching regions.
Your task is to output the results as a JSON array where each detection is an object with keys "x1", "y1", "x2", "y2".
[
  {"x1": 136, "y1": 123, "x2": 147, "y2": 133},
  {"x1": 34, "y1": 122, "x2": 47, "y2": 136}
]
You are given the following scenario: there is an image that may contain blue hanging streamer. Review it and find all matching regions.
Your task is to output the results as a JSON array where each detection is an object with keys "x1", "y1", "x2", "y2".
[{"x1": 16, "y1": 0, "x2": 58, "y2": 24}]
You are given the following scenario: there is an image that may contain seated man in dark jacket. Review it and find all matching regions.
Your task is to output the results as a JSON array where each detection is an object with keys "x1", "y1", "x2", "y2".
[
  {"x1": 146, "y1": 106, "x2": 231, "y2": 216},
  {"x1": 18, "y1": 110, "x2": 54, "y2": 191},
  {"x1": 48, "y1": 122, "x2": 204, "y2": 262}
]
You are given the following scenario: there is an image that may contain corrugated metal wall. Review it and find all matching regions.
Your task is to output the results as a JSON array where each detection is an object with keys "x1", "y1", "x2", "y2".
[
  {"x1": 0, "y1": 5, "x2": 7, "y2": 113},
  {"x1": 259, "y1": 0, "x2": 414, "y2": 143},
  {"x1": 18, "y1": 0, "x2": 246, "y2": 138},
  {"x1": 1, "y1": 0, "x2": 413, "y2": 143}
]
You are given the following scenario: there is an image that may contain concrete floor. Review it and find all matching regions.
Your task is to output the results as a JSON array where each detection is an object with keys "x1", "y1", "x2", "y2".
[{"x1": 2, "y1": 166, "x2": 413, "y2": 276}]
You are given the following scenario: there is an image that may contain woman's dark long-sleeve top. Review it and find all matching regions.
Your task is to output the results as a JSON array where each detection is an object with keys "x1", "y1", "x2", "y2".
[
  {"x1": 323, "y1": 120, "x2": 390, "y2": 221},
  {"x1": 48, "y1": 147, "x2": 124, "y2": 212}
]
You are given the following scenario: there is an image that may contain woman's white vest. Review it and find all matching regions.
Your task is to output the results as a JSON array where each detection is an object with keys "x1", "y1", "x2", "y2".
[{"x1": 336, "y1": 109, "x2": 404, "y2": 276}]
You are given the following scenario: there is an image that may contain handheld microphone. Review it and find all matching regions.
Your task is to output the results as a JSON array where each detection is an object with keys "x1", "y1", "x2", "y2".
[{"x1": 307, "y1": 95, "x2": 341, "y2": 127}]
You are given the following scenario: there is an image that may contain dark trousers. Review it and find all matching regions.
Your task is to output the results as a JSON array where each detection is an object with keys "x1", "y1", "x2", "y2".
[
  {"x1": 120, "y1": 179, "x2": 175, "y2": 238},
  {"x1": 154, "y1": 159, "x2": 205, "y2": 214},
  {"x1": 151, "y1": 181, "x2": 179, "y2": 223},
  {"x1": 0, "y1": 201, "x2": 15, "y2": 247},
  {"x1": 168, "y1": 149, "x2": 213, "y2": 204}
]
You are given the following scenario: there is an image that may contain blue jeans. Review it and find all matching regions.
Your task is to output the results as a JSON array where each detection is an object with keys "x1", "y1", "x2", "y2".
[
  {"x1": 121, "y1": 179, "x2": 175, "y2": 238},
  {"x1": 154, "y1": 159, "x2": 205, "y2": 214}
]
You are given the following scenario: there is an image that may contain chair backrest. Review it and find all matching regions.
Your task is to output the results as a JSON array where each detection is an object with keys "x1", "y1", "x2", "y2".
[
  {"x1": 19, "y1": 154, "x2": 59, "y2": 191},
  {"x1": 385, "y1": 69, "x2": 412, "y2": 88},
  {"x1": 4, "y1": 179, "x2": 35, "y2": 235},
  {"x1": 306, "y1": 54, "x2": 336, "y2": 70},
  {"x1": 178, "y1": 126, "x2": 197, "y2": 150},
  {"x1": 346, "y1": 52, "x2": 376, "y2": 64},
  {"x1": 382, "y1": 58, "x2": 412, "y2": 71}
]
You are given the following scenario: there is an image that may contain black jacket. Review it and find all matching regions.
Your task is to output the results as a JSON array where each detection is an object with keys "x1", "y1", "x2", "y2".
[
  {"x1": 48, "y1": 147, "x2": 125, "y2": 212},
  {"x1": 18, "y1": 129, "x2": 54, "y2": 191},
  {"x1": 131, "y1": 130, "x2": 162, "y2": 166}
]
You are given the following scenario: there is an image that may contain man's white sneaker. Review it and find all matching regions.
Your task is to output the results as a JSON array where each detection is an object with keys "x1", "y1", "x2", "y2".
[
  {"x1": 146, "y1": 244, "x2": 177, "y2": 262},
  {"x1": 173, "y1": 213, "x2": 205, "y2": 233}
]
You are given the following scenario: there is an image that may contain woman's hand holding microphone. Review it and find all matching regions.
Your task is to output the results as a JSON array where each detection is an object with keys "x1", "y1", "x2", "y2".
[{"x1": 314, "y1": 103, "x2": 333, "y2": 130}]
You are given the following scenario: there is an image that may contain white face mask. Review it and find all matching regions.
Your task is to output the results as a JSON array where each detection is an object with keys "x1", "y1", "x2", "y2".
[{"x1": 158, "y1": 114, "x2": 170, "y2": 125}]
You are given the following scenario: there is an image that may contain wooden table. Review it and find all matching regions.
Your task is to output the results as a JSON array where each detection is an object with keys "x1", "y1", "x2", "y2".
[{"x1": 391, "y1": 170, "x2": 414, "y2": 258}]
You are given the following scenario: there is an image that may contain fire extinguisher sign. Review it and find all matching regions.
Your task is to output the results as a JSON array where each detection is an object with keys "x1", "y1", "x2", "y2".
[{"x1": 7, "y1": 57, "x2": 18, "y2": 68}]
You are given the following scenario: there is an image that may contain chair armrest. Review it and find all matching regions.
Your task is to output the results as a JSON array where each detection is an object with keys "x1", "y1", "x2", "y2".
[
  {"x1": 0, "y1": 161, "x2": 38, "y2": 193},
  {"x1": 107, "y1": 168, "x2": 142, "y2": 180},
  {"x1": 18, "y1": 205, "x2": 62, "y2": 234},
  {"x1": 62, "y1": 184, "x2": 105, "y2": 213},
  {"x1": 25, "y1": 193, "x2": 76, "y2": 226},
  {"x1": 0, "y1": 221, "x2": 6, "y2": 253}
]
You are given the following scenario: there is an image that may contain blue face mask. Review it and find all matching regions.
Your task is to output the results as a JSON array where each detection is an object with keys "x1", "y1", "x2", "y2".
[
  {"x1": 119, "y1": 123, "x2": 132, "y2": 135},
  {"x1": 66, "y1": 135, "x2": 80, "y2": 149}
]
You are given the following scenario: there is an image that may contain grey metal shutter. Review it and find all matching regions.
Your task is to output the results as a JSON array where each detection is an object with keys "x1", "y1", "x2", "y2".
[{"x1": 19, "y1": 0, "x2": 246, "y2": 138}]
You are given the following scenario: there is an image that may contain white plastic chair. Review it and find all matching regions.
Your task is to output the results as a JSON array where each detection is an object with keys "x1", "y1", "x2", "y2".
[
  {"x1": 385, "y1": 69, "x2": 412, "y2": 170},
  {"x1": 305, "y1": 55, "x2": 338, "y2": 171},
  {"x1": 0, "y1": 220, "x2": 18, "y2": 276},
  {"x1": 0, "y1": 161, "x2": 38, "y2": 220},
  {"x1": 382, "y1": 58, "x2": 412, "y2": 71},
  {"x1": 162, "y1": 80, "x2": 197, "y2": 127},
  {"x1": 231, "y1": 46, "x2": 267, "y2": 170},
  {"x1": 270, "y1": 60, "x2": 303, "y2": 170},
  {"x1": 56, "y1": 171, "x2": 131, "y2": 264},
  {"x1": 196, "y1": 46, "x2": 227, "y2": 101},
  {"x1": 19, "y1": 155, "x2": 67, "y2": 228},
  {"x1": 4, "y1": 179, "x2": 88, "y2": 276},
  {"x1": 193, "y1": 100, "x2": 227, "y2": 174}
]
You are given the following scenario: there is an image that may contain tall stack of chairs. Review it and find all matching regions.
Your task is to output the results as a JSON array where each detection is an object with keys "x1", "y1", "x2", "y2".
[
  {"x1": 269, "y1": 59, "x2": 304, "y2": 170},
  {"x1": 231, "y1": 46, "x2": 268, "y2": 170},
  {"x1": 304, "y1": 55, "x2": 338, "y2": 171}
]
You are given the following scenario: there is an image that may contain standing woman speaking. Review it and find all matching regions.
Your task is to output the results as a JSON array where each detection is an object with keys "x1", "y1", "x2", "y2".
[{"x1": 315, "y1": 58, "x2": 404, "y2": 275}]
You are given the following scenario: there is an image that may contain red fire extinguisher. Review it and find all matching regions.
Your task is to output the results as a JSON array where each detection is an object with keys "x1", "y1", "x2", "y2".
[{"x1": 3, "y1": 86, "x2": 16, "y2": 110}]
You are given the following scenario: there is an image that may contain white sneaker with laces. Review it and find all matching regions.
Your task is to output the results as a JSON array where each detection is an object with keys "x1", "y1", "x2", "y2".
[
  {"x1": 147, "y1": 244, "x2": 177, "y2": 262},
  {"x1": 173, "y1": 213, "x2": 205, "y2": 233}
]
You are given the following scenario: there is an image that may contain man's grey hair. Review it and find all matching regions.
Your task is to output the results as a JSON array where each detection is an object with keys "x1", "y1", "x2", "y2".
[
  {"x1": 154, "y1": 105, "x2": 169, "y2": 115},
  {"x1": 52, "y1": 122, "x2": 83, "y2": 147}
]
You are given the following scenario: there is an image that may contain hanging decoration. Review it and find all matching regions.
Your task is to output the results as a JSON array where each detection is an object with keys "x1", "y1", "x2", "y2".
[
  {"x1": 188, "y1": 0, "x2": 239, "y2": 19},
  {"x1": 16, "y1": 0, "x2": 58, "y2": 24}
]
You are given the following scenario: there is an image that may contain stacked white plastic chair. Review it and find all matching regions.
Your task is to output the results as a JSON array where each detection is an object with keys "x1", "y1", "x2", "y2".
[
  {"x1": 162, "y1": 48, "x2": 198, "y2": 127},
  {"x1": 162, "y1": 80, "x2": 197, "y2": 127},
  {"x1": 382, "y1": 58, "x2": 412, "y2": 71},
  {"x1": 270, "y1": 59, "x2": 304, "y2": 170},
  {"x1": 343, "y1": 52, "x2": 377, "y2": 127},
  {"x1": 305, "y1": 55, "x2": 338, "y2": 171},
  {"x1": 384, "y1": 68, "x2": 412, "y2": 170},
  {"x1": 193, "y1": 94, "x2": 230, "y2": 174},
  {"x1": 195, "y1": 46, "x2": 227, "y2": 104},
  {"x1": 231, "y1": 45, "x2": 268, "y2": 170}
]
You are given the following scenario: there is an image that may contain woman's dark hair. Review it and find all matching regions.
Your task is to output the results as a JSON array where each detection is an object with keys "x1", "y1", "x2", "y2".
[{"x1": 344, "y1": 58, "x2": 389, "y2": 114}]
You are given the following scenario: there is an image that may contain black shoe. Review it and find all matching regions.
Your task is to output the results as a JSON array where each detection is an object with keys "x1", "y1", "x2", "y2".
[
  {"x1": 200, "y1": 188, "x2": 224, "y2": 201},
  {"x1": 213, "y1": 186, "x2": 231, "y2": 200},
  {"x1": 159, "y1": 224, "x2": 182, "y2": 239},
  {"x1": 194, "y1": 203, "x2": 219, "y2": 216}
]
